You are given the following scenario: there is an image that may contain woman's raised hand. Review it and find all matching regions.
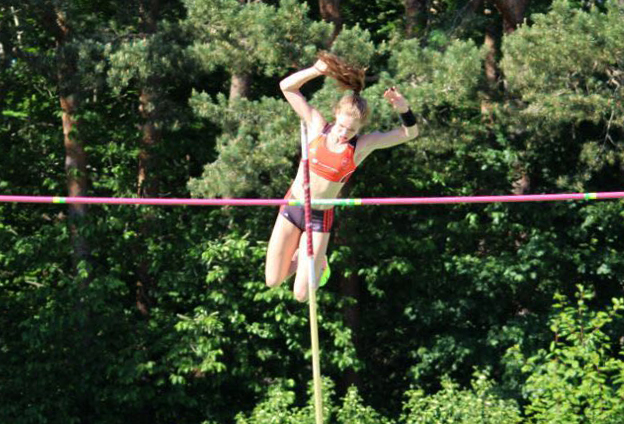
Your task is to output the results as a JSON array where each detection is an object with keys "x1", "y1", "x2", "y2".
[
  {"x1": 383, "y1": 86, "x2": 409, "y2": 113},
  {"x1": 313, "y1": 58, "x2": 329, "y2": 74}
]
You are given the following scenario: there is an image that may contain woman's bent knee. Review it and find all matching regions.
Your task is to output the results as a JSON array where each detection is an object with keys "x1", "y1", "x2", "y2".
[
  {"x1": 294, "y1": 290, "x2": 308, "y2": 303},
  {"x1": 293, "y1": 282, "x2": 309, "y2": 303},
  {"x1": 265, "y1": 272, "x2": 283, "y2": 289}
]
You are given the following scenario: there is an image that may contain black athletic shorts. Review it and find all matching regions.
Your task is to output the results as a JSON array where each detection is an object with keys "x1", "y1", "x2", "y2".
[{"x1": 279, "y1": 188, "x2": 334, "y2": 233}]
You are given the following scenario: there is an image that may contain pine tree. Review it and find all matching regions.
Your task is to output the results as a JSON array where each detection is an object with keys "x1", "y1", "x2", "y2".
[{"x1": 185, "y1": 0, "x2": 331, "y2": 101}]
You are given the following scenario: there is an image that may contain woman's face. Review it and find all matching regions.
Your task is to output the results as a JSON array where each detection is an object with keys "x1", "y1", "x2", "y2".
[{"x1": 333, "y1": 113, "x2": 360, "y2": 143}]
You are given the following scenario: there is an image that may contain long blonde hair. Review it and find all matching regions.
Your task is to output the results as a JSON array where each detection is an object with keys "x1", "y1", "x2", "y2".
[{"x1": 318, "y1": 51, "x2": 369, "y2": 124}]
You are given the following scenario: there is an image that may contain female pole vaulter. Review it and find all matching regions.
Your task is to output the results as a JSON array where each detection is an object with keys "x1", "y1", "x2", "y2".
[{"x1": 265, "y1": 52, "x2": 419, "y2": 302}]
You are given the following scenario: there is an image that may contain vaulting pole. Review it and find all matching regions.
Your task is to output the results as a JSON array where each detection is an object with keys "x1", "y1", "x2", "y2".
[{"x1": 300, "y1": 120, "x2": 323, "y2": 424}]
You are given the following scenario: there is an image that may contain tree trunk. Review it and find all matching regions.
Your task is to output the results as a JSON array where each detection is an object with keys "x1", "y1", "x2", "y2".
[
  {"x1": 10, "y1": 6, "x2": 22, "y2": 47},
  {"x1": 480, "y1": 0, "x2": 529, "y2": 114},
  {"x1": 340, "y1": 271, "x2": 361, "y2": 390},
  {"x1": 404, "y1": 0, "x2": 427, "y2": 39},
  {"x1": 60, "y1": 93, "x2": 90, "y2": 278},
  {"x1": 0, "y1": 6, "x2": 21, "y2": 68},
  {"x1": 481, "y1": 25, "x2": 499, "y2": 116},
  {"x1": 482, "y1": 0, "x2": 530, "y2": 81},
  {"x1": 137, "y1": 90, "x2": 160, "y2": 198},
  {"x1": 135, "y1": 87, "x2": 160, "y2": 317},
  {"x1": 318, "y1": 0, "x2": 342, "y2": 42},
  {"x1": 139, "y1": 0, "x2": 160, "y2": 33},
  {"x1": 1, "y1": 7, "x2": 14, "y2": 71},
  {"x1": 492, "y1": 0, "x2": 530, "y2": 34},
  {"x1": 134, "y1": 0, "x2": 162, "y2": 319},
  {"x1": 483, "y1": 28, "x2": 498, "y2": 88},
  {"x1": 333, "y1": 182, "x2": 362, "y2": 391},
  {"x1": 489, "y1": 0, "x2": 531, "y2": 193},
  {"x1": 56, "y1": 9, "x2": 91, "y2": 285},
  {"x1": 54, "y1": 7, "x2": 95, "y2": 422},
  {"x1": 512, "y1": 169, "x2": 531, "y2": 195},
  {"x1": 225, "y1": 71, "x2": 250, "y2": 202},
  {"x1": 229, "y1": 72, "x2": 251, "y2": 101}
]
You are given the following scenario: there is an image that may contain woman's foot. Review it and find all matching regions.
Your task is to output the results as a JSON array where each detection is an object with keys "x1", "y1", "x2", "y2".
[
  {"x1": 318, "y1": 255, "x2": 330, "y2": 287},
  {"x1": 291, "y1": 250, "x2": 330, "y2": 288}
]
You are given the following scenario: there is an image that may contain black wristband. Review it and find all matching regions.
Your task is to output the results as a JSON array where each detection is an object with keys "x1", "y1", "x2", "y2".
[{"x1": 400, "y1": 108, "x2": 417, "y2": 127}]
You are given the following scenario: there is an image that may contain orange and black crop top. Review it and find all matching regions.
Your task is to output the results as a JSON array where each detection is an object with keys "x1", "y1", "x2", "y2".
[{"x1": 309, "y1": 124, "x2": 358, "y2": 183}]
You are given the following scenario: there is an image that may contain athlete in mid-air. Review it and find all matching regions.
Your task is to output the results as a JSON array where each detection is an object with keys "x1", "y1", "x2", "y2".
[{"x1": 265, "y1": 52, "x2": 419, "y2": 302}]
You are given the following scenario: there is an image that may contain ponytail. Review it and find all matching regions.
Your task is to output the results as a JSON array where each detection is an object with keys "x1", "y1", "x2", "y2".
[
  {"x1": 317, "y1": 51, "x2": 366, "y2": 94},
  {"x1": 318, "y1": 51, "x2": 369, "y2": 124}
]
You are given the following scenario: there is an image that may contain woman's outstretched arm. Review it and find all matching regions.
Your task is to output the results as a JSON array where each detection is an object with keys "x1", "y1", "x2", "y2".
[
  {"x1": 355, "y1": 87, "x2": 419, "y2": 161},
  {"x1": 280, "y1": 60, "x2": 328, "y2": 132}
]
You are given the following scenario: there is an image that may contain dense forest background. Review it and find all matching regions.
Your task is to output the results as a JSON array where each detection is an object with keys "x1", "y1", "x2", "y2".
[{"x1": 1, "y1": 0, "x2": 624, "y2": 423}]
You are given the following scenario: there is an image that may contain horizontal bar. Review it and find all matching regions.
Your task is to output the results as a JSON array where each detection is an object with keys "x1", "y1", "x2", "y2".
[
  {"x1": 0, "y1": 195, "x2": 286, "y2": 206},
  {"x1": 0, "y1": 192, "x2": 623, "y2": 207}
]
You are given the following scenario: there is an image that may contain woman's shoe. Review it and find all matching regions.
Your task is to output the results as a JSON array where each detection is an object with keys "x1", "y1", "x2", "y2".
[{"x1": 319, "y1": 259, "x2": 331, "y2": 287}]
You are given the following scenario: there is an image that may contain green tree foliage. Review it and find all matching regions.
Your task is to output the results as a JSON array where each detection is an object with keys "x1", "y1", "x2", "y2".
[
  {"x1": 335, "y1": 386, "x2": 396, "y2": 424},
  {"x1": 387, "y1": 36, "x2": 485, "y2": 151},
  {"x1": 185, "y1": 0, "x2": 331, "y2": 76},
  {"x1": 188, "y1": 93, "x2": 297, "y2": 198},
  {"x1": 232, "y1": 370, "x2": 522, "y2": 424},
  {"x1": 507, "y1": 286, "x2": 624, "y2": 423},
  {"x1": 501, "y1": 0, "x2": 624, "y2": 189},
  {"x1": 2, "y1": 0, "x2": 624, "y2": 423},
  {"x1": 234, "y1": 378, "x2": 335, "y2": 424},
  {"x1": 187, "y1": 23, "x2": 376, "y2": 198},
  {"x1": 234, "y1": 377, "x2": 397, "y2": 424},
  {"x1": 402, "y1": 371, "x2": 522, "y2": 424}
]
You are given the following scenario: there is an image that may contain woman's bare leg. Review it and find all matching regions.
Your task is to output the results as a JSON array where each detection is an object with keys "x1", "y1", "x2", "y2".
[
  {"x1": 265, "y1": 214, "x2": 302, "y2": 288},
  {"x1": 286, "y1": 249, "x2": 327, "y2": 281},
  {"x1": 285, "y1": 249, "x2": 299, "y2": 279},
  {"x1": 293, "y1": 231, "x2": 331, "y2": 302}
]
